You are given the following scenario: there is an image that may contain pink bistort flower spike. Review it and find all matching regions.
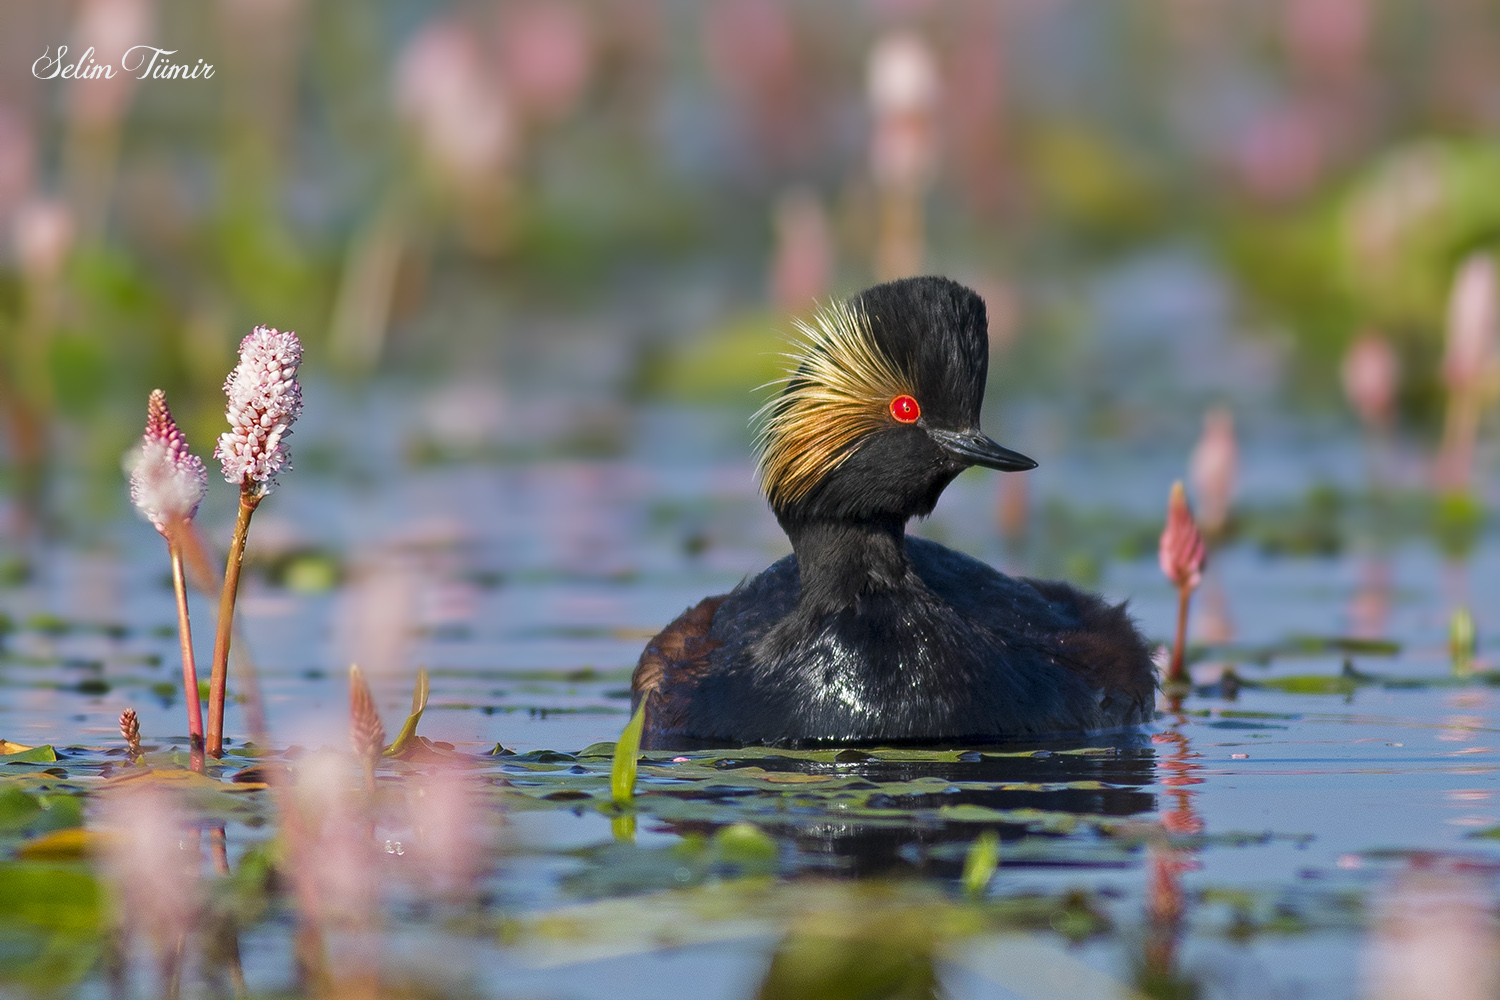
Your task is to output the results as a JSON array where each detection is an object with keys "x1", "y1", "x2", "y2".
[
  {"x1": 1159, "y1": 481, "x2": 1206, "y2": 594},
  {"x1": 214, "y1": 326, "x2": 304, "y2": 497},
  {"x1": 1160, "y1": 481, "x2": 1206, "y2": 690},
  {"x1": 129, "y1": 389, "x2": 208, "y2": 757},
  {"x1": 119, "y1": 707, "x2": 141, "y2": 756},
  {"x1": 129, "y1": 390, "x2": 208, "y2": 534}
]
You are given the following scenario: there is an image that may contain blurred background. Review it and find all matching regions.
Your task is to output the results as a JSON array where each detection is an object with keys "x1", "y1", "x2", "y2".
[{"x1": 0, "y1": 0, "x2": 1497, "y2": 533}]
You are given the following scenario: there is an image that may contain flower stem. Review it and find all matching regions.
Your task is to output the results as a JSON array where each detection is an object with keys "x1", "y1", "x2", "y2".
[
  {"x1": 168, "y1": 539, "x2": 204, "y2": 752},
  {"x1": 206, "y1": 485, "x2": 261, "y2": 758},
  {"x1": 1167, "y1": 585, "x2": 1193, "y2": 685}
]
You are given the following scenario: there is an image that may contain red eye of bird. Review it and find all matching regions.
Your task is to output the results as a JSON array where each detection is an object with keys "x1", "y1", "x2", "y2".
[{"x1": 890, "y1": 394, "x2": 921, "y2": 423}]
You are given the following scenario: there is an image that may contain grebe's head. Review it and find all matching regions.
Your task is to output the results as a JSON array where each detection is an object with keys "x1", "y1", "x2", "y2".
[{"x1": 755, "y1": 276, "x2": 1035, "y2": 527}]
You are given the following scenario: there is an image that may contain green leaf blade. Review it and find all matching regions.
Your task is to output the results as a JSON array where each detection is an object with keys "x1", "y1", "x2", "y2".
[{"x1": 611, "y1": 700, "x2": 647, "y2": 807}]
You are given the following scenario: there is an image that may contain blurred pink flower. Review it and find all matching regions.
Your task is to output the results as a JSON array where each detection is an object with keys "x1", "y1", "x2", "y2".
[
  {"x1": 868, "y1": 30, "x2": 940, "y2": 189},
  {"x1": 1282, "y1": 0, "x2": 1370, "y2": 87},
  {"x1": 1444, "y1": 253, "x2": 1497, "y2": 393},
  {"x1": 13, "y1": 199, "x2": 74, "y2": 283},
  {"x1": 0, "y1": 107, "x2": 35, "y2": 229},
  {"x1": 407, "y1": 769, "x2": 487, "y2": 900},
  {"x1": 946, "y1": 5, "x2": 1010, "y2": 216},
  {"x1": 348, "y1": 665, "x2": 385, "y2": 792},
  {"x1": 769, "y1": 187, "x2": 833, "y2": 315},
  {"x1": 703, "y1": 0, "x2": 796, "y2": 113},
  {"x1": 69, "y1": 0, "x2": 151, "y2": 127},
  {"x1": 1342, "y1": 332, "x2": 1399, "y2": 429},
  {"x1": 130, "y1": 390, "x2": 208, "y2": 534},
  {"x1": 289, "y1": 752, "x2": 379, "y2": 928},
  {"x1": 1365, "y1": 869, "x2": 1500, "y2": 1000},
  {"x1": 396, "y1": 19, "x2": 515, "y2": 187},
  {"x1": 98, "y1": 785, "x2": 201, "y2": 953},
  {"x1": 497, "y1": 1, "x2": 594, "y2": 123},
  {"x1": 1345, "y1": 146, "x2": 1445, "y2": 276},
  {"x1": 215, "y1": 326, "x2": 303, "y2": 496},
  {"x1": 1229, "y1": 101, "x2": 1326, "y2": 205},
  {"x1": 1188, "y1": 407, "x2": 1236, "y2": 538},
  {"x1": 1160, "y1": 481, "x2": 1206, "y2": 593}
]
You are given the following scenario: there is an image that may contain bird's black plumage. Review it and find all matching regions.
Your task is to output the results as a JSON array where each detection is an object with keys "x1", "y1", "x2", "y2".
[{"x1": 632, "y1": 276, "x2": 1156, "y2": 748}]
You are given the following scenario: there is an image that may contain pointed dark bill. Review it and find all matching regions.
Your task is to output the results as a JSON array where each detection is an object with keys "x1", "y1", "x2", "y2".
[{"x1": 927, "y1": 428, "x2": 1037, "y2": 472}]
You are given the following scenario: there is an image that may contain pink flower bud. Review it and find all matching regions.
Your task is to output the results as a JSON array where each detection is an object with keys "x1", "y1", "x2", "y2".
[
  {"x1": 349, "y1": 664, "x2": 385, "y2": 767},
  {"x1": 1188, "y1": 407, "x2": 1237, "y2": 538},
  {"x1": 214, "y1": 326, "x2": 303, "y2": 495},
  {"x1": 129, "y1": 389, "x2": 208, "y2": 534},
  {"x1": 119, "y1": 707, "x2": 141, "y2": 754},
  {"x1": 1342, "y1": 332, "x2": 1399, "y2": 428},
  {"x1": 1444, "y1": 253, "x2": 1497, "y2": 392},
  {"x1": 1159, "y1": 481, "x2": 1205, "y2": 592}
]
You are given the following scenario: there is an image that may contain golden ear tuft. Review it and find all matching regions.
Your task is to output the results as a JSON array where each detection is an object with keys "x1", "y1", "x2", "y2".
[{"x1": 753, "y1": 299, "x2": 914, "y2": 508}]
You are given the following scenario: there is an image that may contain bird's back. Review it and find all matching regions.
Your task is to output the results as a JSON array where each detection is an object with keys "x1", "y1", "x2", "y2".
[{"x1": 633, "y1": 536, "x2": 1155, "y2": 747}]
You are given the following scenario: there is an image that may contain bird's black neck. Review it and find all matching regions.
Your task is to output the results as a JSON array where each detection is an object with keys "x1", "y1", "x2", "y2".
[{"x1": 783, "y1": 515, "x2": 912, "y2": 614}]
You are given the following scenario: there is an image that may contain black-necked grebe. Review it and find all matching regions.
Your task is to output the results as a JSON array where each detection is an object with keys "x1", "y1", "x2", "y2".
[{"x1": 632, "y1": 276, "x2": 1155, "y2": 747}]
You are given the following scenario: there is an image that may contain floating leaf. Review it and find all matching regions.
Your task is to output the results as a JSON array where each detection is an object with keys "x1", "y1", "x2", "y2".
[
  {"x1": 0, "y1": 862, "x2": 103, "y2": 930},
  {"x1": 0, "y1": 745, "x2": 58, "y2": 764},
  {"x1": 1243, "y1": 675, "x2": 1360, "y2": 696},
  {"x1": 0, "y1": 785, "x2": 44, "y2": 831},
  {"x1": 18, "y1": 827, "x2": 99, "y2": 859},
  {"x1": 384, "y1": 666, "x2": 430, "y2": 758},
  {"x1": 961, "y1": 830, "x2": 1000, "y2": 898},
  {"x1": 1191, "y1": 635, "x2": 1400, "y2": 666},
  {"x1": 611, "y1": 700, "x2": 646, "y2": 807}
]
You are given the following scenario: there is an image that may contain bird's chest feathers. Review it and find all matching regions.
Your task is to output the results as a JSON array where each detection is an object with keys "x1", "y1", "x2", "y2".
[{"x1": 755, "y1": 592, "x2": 982, "y2": 723}]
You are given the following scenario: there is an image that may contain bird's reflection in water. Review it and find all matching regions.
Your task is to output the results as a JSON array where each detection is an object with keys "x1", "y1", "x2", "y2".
[{"x1": 661, "y1": 734, "x2": 1159, "y2": 877}]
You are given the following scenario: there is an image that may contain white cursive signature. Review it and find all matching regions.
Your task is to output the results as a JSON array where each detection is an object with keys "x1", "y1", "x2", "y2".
[{"x1": 32, "y1": 44, "x2": 214, "y2": 81}]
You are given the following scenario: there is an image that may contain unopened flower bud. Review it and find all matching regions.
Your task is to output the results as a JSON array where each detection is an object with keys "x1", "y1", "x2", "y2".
[{"x1": 1159, "y1": 481, "x2": 1206, "y2": 592}]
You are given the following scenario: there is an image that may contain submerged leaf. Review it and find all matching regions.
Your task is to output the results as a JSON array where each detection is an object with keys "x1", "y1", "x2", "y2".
[
  {"x1": 961, "y1": 830, "x2": 1000, "y2": 898},
  {"x1": 714, "y1": 822, "x2": 778, "y2": 864},
  {"x1": 611, "y1": 701, "x2": 647, "y2": 807}
]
